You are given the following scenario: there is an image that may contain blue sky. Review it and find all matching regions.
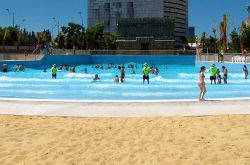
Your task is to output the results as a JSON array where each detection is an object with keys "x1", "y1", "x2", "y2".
[{"x1": 0, "y1": 0, "x2": 249, "y2": 36}]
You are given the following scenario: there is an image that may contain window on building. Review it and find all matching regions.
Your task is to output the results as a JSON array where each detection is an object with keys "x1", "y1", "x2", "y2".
[
  {"x1": 104, "y1": 3, "x2": 110, "y2": 9},
  {"x1": 127, "y1": 2, "x2": 133, "y2": 8},
  {"x1": 94, "y1": 9, "x2": 99, "y2": 17},
  {"x1": 104, "y1": 20, "x2": 110, "y2": 26},
  {"x1": 116, "y1": 2, "x2": 122, "y2": 8}
]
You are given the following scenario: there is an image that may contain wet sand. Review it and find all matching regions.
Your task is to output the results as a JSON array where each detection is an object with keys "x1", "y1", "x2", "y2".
[{"x1": 0, "y1": 115, "x2": 250, "y2": 164}]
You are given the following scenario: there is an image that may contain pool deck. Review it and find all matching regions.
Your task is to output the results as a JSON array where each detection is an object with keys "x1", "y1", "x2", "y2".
[{"x1": 0, "y1": 99, "x2": 250, "y2": 117}]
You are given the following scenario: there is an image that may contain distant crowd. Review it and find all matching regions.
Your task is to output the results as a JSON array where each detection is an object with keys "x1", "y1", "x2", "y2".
[{"x1": 49, "y1": 62, "x2": 159, "y2": 84}]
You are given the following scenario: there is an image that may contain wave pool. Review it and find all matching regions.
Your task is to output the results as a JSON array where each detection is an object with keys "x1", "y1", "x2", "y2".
[{"x1": 0, "y1": 62, "x2": 249, "y2": 101}]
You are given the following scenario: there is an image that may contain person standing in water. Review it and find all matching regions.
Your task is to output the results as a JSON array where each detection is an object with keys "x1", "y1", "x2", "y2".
[
  {"x1": 222, "y1": 66, "x2": 228, "y2": 84},
  {"x1": 120, "y1": 66, "x2": 125, "y2": 83},
  {"x1": 51, "y1": 64, "x2": 57, "y2": 79},
  {"x1": 198, "y1": 66, "x2": 206, "y2": 101},
  {"x1": 2, "y1": 63, "x2": 8, "y2": 72},
  {"x1": 209, "y1": 64, "x2": 217, "y2": 84},
  {"x1": 142, "y1": 63, "x2": 150, "y2": 84},
  {"x1": 243, "y1": 65, "x2": 248, "y2": 79},
  {"x1": 216, "y1": 68, "x2": 221, "y2": 84}
]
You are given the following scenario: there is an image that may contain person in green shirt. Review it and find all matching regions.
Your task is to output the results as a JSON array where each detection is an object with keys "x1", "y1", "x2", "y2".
[
  {"x1": 51, "y1": 64, "x2": 57, "y2": 79},
  {"x1": 142, "y1": 63, "x2": 150, "y2": 84},
  {"x1": 219, "y1": 47, "x2": 224, "y2": 63},
  {"x1": 209, "y1": 64, "x2": 217, "y2": 84}
]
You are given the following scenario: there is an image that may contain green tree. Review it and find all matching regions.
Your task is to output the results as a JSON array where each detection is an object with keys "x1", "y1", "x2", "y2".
[
  {"x1": 229, "y1": 28, "x2": 240, "y2": 53},
  {"x1": 104, "y1": 32, "x2": 117, "y2": 50},
  {"x1": 36, "y1": 32, "x2": 41, "y2": 45},
  {"x1": 41, "y1": 30, "x2": 52, "y2": 46},
  {"x1": 212, "y1": 26, "x2": 218, "y2": 52},
  {"x1": 207, "y1": 36, "x2": 217, "y2": 53},
  {"x1": 240, "y1": 22, "x2": 250, "y2": 51},
  {"x1": 85, "y1": 24, "x2": 104, "y2": 49},
  {"x1": 200, "y1": 32, "x2": 207, "y2": 50},
  {"x1": 61, "y1": 22, "x2": 85, "y2": 49}
]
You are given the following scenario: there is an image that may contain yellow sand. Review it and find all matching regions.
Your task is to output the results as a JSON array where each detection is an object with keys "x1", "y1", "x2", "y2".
[{"x1": 0, "y1": 115, "x2": 250, "y2": 165}]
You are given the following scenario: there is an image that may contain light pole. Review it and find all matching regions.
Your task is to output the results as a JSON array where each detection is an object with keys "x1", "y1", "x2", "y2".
[
  {"x1": 51, "y1": 24, "x2": 57, "y2": 40},
  {"x1": 52, "y1": 17, "x2": 60, "y2": 48},
  {"x1": 18, "y1": 19, "x2": 25, "y2": 30},
  {"x1": 78, "y1": 12, "x2": 84, "y2": 27},
  {"x1": 16, "y1": 19, "x2": 25, "y2": 50},
  {"x1": 6, "y1": 8, "x2": 15, "y2": 27},
  {"x1": 52, "y1": 17, "x2": 59, "y2": 36}
]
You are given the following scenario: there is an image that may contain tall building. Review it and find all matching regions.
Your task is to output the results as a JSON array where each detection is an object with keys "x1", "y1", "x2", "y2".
[
  {"x1": 188, "y1": 27, "x2": 195, "y2": 38},
  {"x1": 88, "y1": 0, "x2": 188, "y2": 47}
]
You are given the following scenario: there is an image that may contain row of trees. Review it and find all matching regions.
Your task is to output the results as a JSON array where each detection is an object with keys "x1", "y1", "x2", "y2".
[
  {"x1": 0, "y1": 27, "x2": 52, "y2": 50},
  {"x1": 0, "y1": 23, "x2": 118, "y2": 50},
  {"x1": 1, "y1": 16, "x2": 250, "y2": 52},
  {"x1": 194, "y1": 14, "x2": 250, "y2": 53},
  {"x1": 56, "y1": 23, "x2": 117, "y2": 50}
]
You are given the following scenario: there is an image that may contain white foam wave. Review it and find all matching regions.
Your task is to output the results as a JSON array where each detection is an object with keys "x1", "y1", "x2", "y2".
[
  {"x1": 121, "y1": 92, "x2": 166, "y2": 97},
  {"x1": 1, "y1": 90, "x2": 54, "y2": 94},
  {"x1": 64, "y1": 73, "x2": 92, "y2": 78},
  {"x1": 80, "y1": 90, "x2": 116, "y2": 95},
  {"x1": 229, "y1": 73, "x2": 245, "y2": 78},
  {"x1": 178, "y1": 73, "x2": 197, "y2": 78},
  {"x1": 0, "y1": 84, "x2": 13, "y2": 87}
]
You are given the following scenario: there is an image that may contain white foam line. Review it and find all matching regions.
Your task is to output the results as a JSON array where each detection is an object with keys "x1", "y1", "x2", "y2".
[{"x1": 0, "y1": 97, "x2": 250, "y2": 103}]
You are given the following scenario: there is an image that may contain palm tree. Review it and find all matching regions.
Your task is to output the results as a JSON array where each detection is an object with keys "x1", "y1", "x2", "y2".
[
  {"x1": 36, "y1": 32, "x2": 41, "y2": 45},
  {"x1": 2, "y1": 28, "x2": 8, "y2": 51},
  {"x1": 219, "y1": 14, "x2": 229, "y2": 53},
  {"x1": 240, "y1": 21, "x2": 246, "y2": 51},
  {"x1": 212, "y1": 26, "x2": 217, "y2": 52}
]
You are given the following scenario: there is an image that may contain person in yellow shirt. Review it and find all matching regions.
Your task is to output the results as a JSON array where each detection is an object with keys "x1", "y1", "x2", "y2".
[
  {"x1": 209, "y1": 64, "x2": 217, "y2": 84},
  {"x1": 219, "y1": 47, "x2": 224, "y2": 63},
  {"x1": 142, "y1": 63, "x2": 150, "y2": 84},
  {"x1": 51, "y1": 64, "x2": 57, "y2": 79}
]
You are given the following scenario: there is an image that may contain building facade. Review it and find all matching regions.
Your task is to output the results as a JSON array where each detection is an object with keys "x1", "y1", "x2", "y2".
[
  {"x1": 117, "y1": 17, "x2": 175, "y2": 50},
  {"x1": 88, "y1": 0, "x2": 188, "y2": 47}
]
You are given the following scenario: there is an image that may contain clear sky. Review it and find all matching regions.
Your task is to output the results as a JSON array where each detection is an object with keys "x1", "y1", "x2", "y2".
[{"x1": 0, "y1": 0, "x2": 249, "y2": 36}]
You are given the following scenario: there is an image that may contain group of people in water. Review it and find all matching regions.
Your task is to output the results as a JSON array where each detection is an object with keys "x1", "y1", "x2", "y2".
[
  {"x1": 1, "y1": 61, "x2": 249, "y2": 101},
  {"x1": 198, "y1": 64, "x2": 248, "y2": 101},
  {"x1": 208, "y1": 64, "x2": 228, "y2": 85},
  {"x1": 1, "y1": 63, "x2": 25, "y2": 72},
  {"x1": 48, "y1": 62, "x2": 155, "y2": 84}
]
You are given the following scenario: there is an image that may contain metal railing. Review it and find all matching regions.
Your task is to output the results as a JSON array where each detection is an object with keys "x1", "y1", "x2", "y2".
[
  {"x1": 196, "y1": 53, "x2": 249, "y2": 63},
  {"x1": 0, "y1": 49, "x2": 197, "y2": 61},
  {"x1": 50, "y1": 49, "x2": 196, "y2": 56},
  {"x1": 0, "y1": 53, "x2": 45, "y2": 61}
]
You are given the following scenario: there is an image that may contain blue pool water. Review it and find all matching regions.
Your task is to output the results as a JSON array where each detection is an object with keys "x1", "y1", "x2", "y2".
[{"x1": 0, "y1": 62, "x2": 249, "y2": 100}]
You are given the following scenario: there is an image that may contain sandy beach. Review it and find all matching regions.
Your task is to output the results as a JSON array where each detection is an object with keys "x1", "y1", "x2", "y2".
[{"x1": 0, "y1": 115, "x2": 250, "y2": 164}]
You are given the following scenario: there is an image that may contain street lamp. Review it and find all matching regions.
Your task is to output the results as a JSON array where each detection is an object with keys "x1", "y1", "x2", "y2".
[
  {"x1": 52, "y1": 17, "x2": 60, "y2": 48},
  {"x1": 51, "y1": 24, "x2": 57, "y2": 40},
  {"x1": 78, "y1": 12, "x2": 84, "y2": 27},
  {"x1": 18, "y1": 19, "x2": 25, "y2": 30},
  {"x1": 6, "y1": 8, "x2": 15, "y2": 27},
  {"x1": 52, "y1": 17, "x2": 59, "y2": 36}
]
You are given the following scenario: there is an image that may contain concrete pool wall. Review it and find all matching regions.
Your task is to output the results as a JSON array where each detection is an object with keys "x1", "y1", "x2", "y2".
[{"x1": 0, "y1": 55, "x2": 195, "y2": 68}]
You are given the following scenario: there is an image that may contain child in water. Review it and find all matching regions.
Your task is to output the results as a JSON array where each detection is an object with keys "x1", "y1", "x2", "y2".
[
  {"x1": 114, "y1": 75, "x2": 119, "y2": 83},
  {"x1": 216, "y1": 69, "x2": 221, "y2": 84},
  {"x1": 93, "y1": 74, "x2": 100, "y2": 81}
]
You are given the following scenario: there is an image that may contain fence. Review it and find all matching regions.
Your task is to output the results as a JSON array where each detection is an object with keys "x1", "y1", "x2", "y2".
[
  {"x1": 51, "y1": 49, "x2": 196, "y2": 55},
  {"x1": 196, "y1": 53, "x2": 249, "y2": 63}
]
